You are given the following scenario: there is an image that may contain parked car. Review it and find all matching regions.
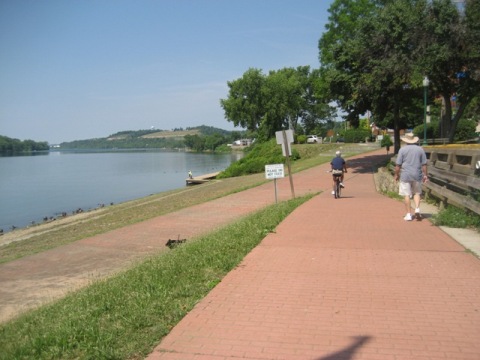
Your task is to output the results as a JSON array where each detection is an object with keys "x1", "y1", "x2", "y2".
[{"x1": 306, "y1": 135, "x2": 321, "y2": 143}]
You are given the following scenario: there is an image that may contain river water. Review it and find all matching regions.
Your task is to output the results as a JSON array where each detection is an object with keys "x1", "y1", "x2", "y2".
[{"x1": 0, "y1": 150, "x2": 241, "y2": 233}]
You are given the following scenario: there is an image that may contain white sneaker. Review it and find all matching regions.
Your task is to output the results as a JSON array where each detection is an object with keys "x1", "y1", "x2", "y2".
[
  {"x1": 404, "y1": 213, "x2": 413, "y2": 221},
  {"x1": 340, "y1": 182, "x2": 345, "y2": 188},
  {"x1": 331, "y1": 191, "x2": 335, "y2": 195}
]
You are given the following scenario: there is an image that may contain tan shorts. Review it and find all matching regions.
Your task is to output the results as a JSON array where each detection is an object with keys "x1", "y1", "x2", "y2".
[{"x1": 399, "y1": 181, "x2": 422, "y2": 197}]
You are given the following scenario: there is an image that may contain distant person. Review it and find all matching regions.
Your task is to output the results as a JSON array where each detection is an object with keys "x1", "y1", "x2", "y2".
[
  {"x1": 394, "y1": 133, "x2": 428, "y2": 221},
  {"x1": 330, "y1": 150, "x2": 347, "y2": 195},
  {"x1": 188, "y1": 170, "x2": 193, "y2": 179}
]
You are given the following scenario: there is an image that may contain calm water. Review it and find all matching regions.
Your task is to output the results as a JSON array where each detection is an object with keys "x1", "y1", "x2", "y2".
[{"x1": 0, "y1": 150, "x2": 241, "y2": 232}]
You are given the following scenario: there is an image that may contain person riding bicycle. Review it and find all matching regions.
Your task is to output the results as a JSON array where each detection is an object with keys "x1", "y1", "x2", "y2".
[{"x1": 330, "y1": 150, "x2": 347, "y2": 195}]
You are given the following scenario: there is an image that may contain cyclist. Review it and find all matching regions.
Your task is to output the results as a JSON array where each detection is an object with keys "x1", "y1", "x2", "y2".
[{"x1": 330, "y1": 150, "x2": 347, "y2": 195}]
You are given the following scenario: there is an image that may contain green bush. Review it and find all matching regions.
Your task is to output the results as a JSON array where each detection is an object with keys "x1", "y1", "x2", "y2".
[
  {"x1": 297, "y1": 135, "x2": 307, "y2": 144},
  {"x1": 413, "y1": 122, "x2": 438, "y2": 139},
  {"x1": 218, "y1": 139, "x2": 300, "y2": 178},
  {"x1": 343, "y1": 129, "x2": 371, "y2": 143},
  {"x1": 413, "y1": 118, "x2": 476, "y2": 142},
  {"x1": 380, "y1": 135, "x2": 393, "y2": 148},
  {"x1": 454, "y1": 118, "x2": 477, "y2": 142}
]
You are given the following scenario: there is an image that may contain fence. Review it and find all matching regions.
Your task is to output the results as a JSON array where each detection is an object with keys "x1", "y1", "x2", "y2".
[{"x1": 423, "y1": 147, "x2": 480, "y2": 215}]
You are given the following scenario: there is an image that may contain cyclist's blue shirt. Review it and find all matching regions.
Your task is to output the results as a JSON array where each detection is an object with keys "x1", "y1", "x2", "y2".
[{"x1": 331, "y1": 157, "x2": 345, "y2": 170}]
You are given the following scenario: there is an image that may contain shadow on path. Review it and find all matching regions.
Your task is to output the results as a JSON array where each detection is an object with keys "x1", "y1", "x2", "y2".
[
  {"x1": 347, "y1": 154, "x2": 393, "y2": 174},
  {"x1": 316, "y1": 336, "x2": 371, "y2": 360}
]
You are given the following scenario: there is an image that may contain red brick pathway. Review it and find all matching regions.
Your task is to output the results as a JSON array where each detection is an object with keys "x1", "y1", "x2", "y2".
[{"x1": 146, "y1": 150, "x2": 480, "y2": 360}]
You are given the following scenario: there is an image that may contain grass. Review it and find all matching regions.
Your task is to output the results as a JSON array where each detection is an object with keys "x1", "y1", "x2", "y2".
[
  {"x1": 431, "y1": 205, "x2": 480, "y2": 230},
  {"x1": 0, "y1": 196, "x2": 313, "y2": 360}
]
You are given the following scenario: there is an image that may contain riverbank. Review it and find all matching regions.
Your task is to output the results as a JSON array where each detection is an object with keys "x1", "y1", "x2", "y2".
[
  {"x1": 0, "y1": 143, "x2": 380, "y2": 264},
  {"x1": 0, "y1": 173, "x2": 268, "y2": 263}
]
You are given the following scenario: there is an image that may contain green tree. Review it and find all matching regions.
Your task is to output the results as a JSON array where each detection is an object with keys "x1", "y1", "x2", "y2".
[
  {"x1": 259, "y1": 67, "x2": 306, "y2": 139},
  {"x1": 204, "y1": 134, "x2": 225, "y2": 151},
  {"x1": 320, "y1": 0, "x2": 480, "y2": 148},
  {"x1": 183, "y1": 134, "x2": 206, "y2": 152},
  {"x1": 359, "y1": 0, "x2": 426, "y2": 152},
  {"x1": 300, "y1": 68, "x2": 336, "y2": 135},
  {"x1": 417, "y1": 0, "x2": 480, "y2": 143},
  {"x1": 221, "y1": 67, "x2": 335, "y2": 142},
  {"x1": 220, "y1": 68, "x2": 266, "y2": 133},
  {"x1": 319, "y1": 0, "x2": 384, "y2": 128},
  {"x1": 320, "y1": 0, "x2": 426, "y2": 152},
  {"x1": 0, "y1": 135, "x2": 49, "y2": 152}
]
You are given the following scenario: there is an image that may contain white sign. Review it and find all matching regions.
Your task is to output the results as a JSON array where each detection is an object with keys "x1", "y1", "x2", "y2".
[
  {"x1": 275, "y1": 130, "x2": 294, "y2": 156},
  {"x1": 275, "y1": 129, "x2": 294, "y2": 144},
  {"x1": 265, "y1": 164, "x2": 284, "y2": 179}
]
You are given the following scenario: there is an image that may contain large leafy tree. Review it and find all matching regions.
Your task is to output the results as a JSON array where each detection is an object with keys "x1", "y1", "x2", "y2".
[
  {"x1": 260, "y1": 67, "x2": 304, "y2": 138},
  {"x1": 321, "y1": 0, "x2": 426, "y2": 152},
  {"x1": 220, "y1": 68, "x2": 266, "y2": 133},
  {"x1": 357, "y1": 0, "x2": 427, "y2": 152},
  {"x1": 320, "y1": 0, "x2": 479, "y2": 149},
  {"x1": 418, "y1": 0, "x2": 480, "y2": 142},
  {"x1": 319, "y1": 0, "x2": 385, "y2": 128},
  {"x1": 221, "y1": 66, "x2": 334, "y2": 141}
]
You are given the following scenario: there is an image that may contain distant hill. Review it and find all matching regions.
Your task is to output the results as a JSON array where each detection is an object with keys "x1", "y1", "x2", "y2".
[
  {"x1": 58, "y1": 126, "x2": 239, "y2": 150},
  {"x1": 107, "y1": 128, "x2": 202, "y2": 141}
]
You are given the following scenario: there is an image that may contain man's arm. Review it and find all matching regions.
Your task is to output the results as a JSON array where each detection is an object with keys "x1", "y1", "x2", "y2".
[
  {"x1": 394, "y1": 164, "x2": 401, "y2": 181},
  {"x1": 422, "y1": 164, "x2": 428, "y2": 183}
]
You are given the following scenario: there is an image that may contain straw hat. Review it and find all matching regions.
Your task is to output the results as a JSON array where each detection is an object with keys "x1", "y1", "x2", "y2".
[{"x1": 401, "y1": 132, "x2": 419, "y2": 144}]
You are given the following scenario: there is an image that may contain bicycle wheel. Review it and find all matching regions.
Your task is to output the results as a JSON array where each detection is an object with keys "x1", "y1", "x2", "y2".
[{"x1": 337, "y1": 181, "x2": 341, "y2": 198}]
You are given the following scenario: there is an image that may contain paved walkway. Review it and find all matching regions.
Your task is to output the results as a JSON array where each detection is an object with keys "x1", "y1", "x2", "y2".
[
  {"x1": 146, "y1": 149, "x2": 480, "y2": 360},
  {"x1": 1, "y1": 148, "x2": 479, "y2": 359}
]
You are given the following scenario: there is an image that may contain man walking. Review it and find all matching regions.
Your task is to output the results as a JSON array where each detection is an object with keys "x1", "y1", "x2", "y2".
[{"x1": 394, "y1": 133, "x2": 429, "y2": 221}]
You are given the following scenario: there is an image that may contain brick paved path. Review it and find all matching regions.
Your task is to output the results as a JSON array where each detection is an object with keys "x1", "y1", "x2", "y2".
[{"x1": 147, "y1": 150, "x2": 480, "y2": 360}]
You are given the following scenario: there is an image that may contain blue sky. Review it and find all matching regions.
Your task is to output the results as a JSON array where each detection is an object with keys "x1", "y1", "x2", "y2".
[{"x1": 0, "y1": 0, "x2": 332, "y2": 144}]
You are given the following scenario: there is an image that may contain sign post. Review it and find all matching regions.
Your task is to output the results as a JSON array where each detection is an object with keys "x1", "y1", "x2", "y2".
[
  {"x1": 275, "y1": 130, "x2": 295, "y2": 199},
  {"x1": 265, "y1": 164, "x2": 284, "y2": 203}
]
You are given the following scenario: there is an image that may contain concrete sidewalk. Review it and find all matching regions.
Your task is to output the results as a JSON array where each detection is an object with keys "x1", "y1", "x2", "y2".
[{"x1": 147, "y1": 151, "x2": 480, "y2": 360}]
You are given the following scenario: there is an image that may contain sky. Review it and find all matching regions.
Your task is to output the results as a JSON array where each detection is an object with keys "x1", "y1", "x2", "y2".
[{"x1": 0, "y1": 0, "x2": 333, "y2": 144}]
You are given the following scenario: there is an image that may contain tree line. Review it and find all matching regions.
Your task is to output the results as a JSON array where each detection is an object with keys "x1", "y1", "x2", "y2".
[
  {"x1": 0, "y1": 135, "x2": 49, "y2": 153},
  {"x1": 58, "y1": 126, "x2": 246, "y2": 152},
  {"x1": 220, "y1": 0, "x2": 479, "y2": 152}
]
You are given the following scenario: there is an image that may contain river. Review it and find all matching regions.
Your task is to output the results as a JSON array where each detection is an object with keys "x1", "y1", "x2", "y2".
[{"x1": 0, "y1": 150, "x2": 241, "y2": 233}]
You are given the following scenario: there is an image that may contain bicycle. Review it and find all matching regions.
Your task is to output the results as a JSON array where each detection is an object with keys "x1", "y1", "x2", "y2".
[{"x1": 329, "y1": 169, "x2": 345, "y2": 199}]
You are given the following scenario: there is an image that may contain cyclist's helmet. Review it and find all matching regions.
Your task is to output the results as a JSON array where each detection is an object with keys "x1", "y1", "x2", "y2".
[{"x1": 335, "y1": 150, "x2": 341, "y2": 157}]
